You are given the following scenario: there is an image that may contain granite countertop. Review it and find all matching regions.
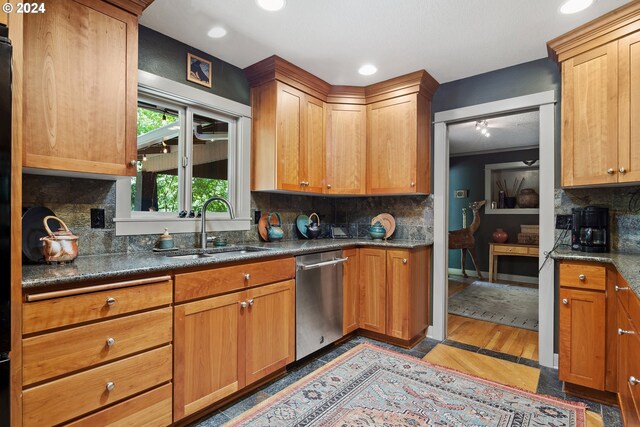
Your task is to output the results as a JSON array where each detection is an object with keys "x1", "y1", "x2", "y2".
[
  {"x1": 22, "y1": 238, "x2": 432, "y2": 291},
  {"x1": 550, "y1": 247, "x2": 640, "y2": 295}
]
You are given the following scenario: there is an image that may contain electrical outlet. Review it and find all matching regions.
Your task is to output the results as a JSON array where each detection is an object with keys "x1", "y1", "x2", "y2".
[
  {"x1": 555, "y1": 214, "x2": 572, "y2": 230},
  {"x1": 254, "y1": 210, "x2": 261, "y2": 224},
  {"x1": 91, "y1": 208, "x2": 105, "y2": 229}
]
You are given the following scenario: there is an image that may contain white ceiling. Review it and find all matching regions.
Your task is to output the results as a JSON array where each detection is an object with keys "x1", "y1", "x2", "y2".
[
  {"x1": 140, "y1": 0, "x2": 628, "y2": 85},
  {"x1": 449, "y1": 111, "x2": 539, "y2": 156}
]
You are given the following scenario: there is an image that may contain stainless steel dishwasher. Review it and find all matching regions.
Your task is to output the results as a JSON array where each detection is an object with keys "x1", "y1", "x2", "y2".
[{"x1": 295, "y1": 250, "x2": 346, "y2": 360}]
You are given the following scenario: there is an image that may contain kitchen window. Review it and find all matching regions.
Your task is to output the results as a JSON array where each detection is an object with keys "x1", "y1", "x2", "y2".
[{"x1": 115, "y1": 71, "x2": 251, "y2": 235}]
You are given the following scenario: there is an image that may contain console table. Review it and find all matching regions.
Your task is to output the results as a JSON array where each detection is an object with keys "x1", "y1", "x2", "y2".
[{"x1": 488, "y1": 243, "x2": 539, "y2": 282}]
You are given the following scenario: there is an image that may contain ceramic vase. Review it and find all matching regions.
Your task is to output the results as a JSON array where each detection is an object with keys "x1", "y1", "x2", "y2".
[
  {"x1": 492, "y1": 228, "x2": 508, "y2": 243},
  {"x1": 517, "y1": 188, "x2": 539, "y2": 208}
]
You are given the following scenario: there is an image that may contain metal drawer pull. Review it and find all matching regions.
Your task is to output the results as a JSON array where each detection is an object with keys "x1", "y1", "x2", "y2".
[
  {"x1": 615, "y1": 286, "x2": 629, "y2": 292},
  {"x1": 244, "y1": 273, "x2": 251, "y2": 280},
  {"x1": 106, "y1": 337, "x2": 116, "y2": 346},
  {"x1": 298, "y1": 257, "x2": 349, "y2": 271},
  {"x1": 607, "y1": 168, "x2": 615, "y2": 175},
  {"x1": 620, "y1": 167, "x2": 627, "y2": 174},
  {"x1": 578, "y1": 274, "x2": 585, "y2": 281},
  {"x1": 106, "y1": 382, "x2": 115, "y2": 392},
  {"x1": 402, "y1": 259, "x2": 408, "y2": 264},
  {"x1": 106, "y1": 297, "x2": 116, "y2": 306},
  {"x1": 618, "y1": 328, "x2": 635, "y2": 335},
  {"x1": 248, "y1": 299, "x2": 254, "y2": 306},
  {"x1": 240, "y1": 301, "x2": 248, "y2": 309},
  {"x1": 630, "y1": 376, "x2": 639, "y2": 386},
  {"x1": 562, "y1": 299, "x2": 568, "y2": 305}
]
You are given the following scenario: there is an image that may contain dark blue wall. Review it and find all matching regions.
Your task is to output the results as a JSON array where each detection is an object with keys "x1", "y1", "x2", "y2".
[
  {"x1": 448, "y1": 149, "x2": 540, "y2": 277},
  {"x1": 138, "y1": 26, "x2": 250, "y2": 105}
]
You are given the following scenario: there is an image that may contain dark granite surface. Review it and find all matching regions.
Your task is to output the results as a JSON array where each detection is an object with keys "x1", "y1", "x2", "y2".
[
  {"x1": 550, "y1": 247, "x2": 640, "y2": 296},
  {"x1": 22, "y1": 239, "x2": 432, "y2": 290}
]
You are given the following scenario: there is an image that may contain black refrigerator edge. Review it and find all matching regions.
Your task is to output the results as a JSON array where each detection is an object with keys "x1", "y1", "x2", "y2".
[{"x1": 0, "y1": 22, "x2": 12, "y2": 427}]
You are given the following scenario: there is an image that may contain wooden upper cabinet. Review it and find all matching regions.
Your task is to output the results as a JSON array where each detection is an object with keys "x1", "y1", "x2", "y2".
[
  {"x1": 367, "y1": 94, "x2": 430, "y2": 194},
  {"x1": 21, "y1": 0, "x2": 140, "y2": 176},
  {"x1": 245, "y1": 56, "x2": 438, "y2": 195},
  {"x1": 548, "y1": 1, "x2": 640, "y2": 187},
  {"x1": 325, "y1": 104, "x2": 366, "y2": 194}
]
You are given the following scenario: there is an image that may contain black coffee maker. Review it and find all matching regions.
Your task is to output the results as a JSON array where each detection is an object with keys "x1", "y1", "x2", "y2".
[{"x1": 571, "y1": 206, "x2": 609, "y2": 252}]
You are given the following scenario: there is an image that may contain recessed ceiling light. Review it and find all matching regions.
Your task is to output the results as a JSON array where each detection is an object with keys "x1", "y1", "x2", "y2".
[
  {"x1": 358, "y1": 64, "x2": 377, "y2": 76},
  {"x1": 559, "y1": 0, "x2": 594, "y2": 14},
  {"x1": 256, "y1": 0, "x2": 286, "y2": 12},
  {"x1": 207, "y1": 26, "x2": 227, "y2": 38}
]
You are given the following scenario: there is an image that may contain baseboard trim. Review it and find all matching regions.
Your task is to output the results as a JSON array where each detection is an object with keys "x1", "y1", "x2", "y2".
[{"x1": 448, "y1": 268, "x2": 539, "y2": 285}]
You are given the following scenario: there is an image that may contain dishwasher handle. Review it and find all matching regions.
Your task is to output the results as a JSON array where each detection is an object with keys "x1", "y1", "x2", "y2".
[{"x1": 297, "y1": 257, "x2": 348, "y2": 271}]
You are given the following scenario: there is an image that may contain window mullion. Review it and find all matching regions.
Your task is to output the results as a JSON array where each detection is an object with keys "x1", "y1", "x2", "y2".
[{"x1": 182, "y1": 107, "x2": 193, "y2": 213}]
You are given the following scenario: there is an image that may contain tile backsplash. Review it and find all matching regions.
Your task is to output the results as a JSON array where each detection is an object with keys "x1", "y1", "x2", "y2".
[
  {"x1": 23, "y1": 175, "x2": 434, "y2": 256},
  {"x1": 555, "y1": 186, "x2": 640, "y2": 252}
]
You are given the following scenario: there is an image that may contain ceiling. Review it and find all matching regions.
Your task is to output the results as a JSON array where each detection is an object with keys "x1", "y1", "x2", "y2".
[
  {"x1": 140, "y1": 0, "x2": 628, "y2": 85},
  {"x1": 449, "y1": 111, "x2": 539, "y2": 156}
]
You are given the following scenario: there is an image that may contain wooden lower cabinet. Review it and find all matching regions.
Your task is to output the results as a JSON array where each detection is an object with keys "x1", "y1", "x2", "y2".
[
  {"x1": 617, "y1": 279, "x2": 640, "y2": 426},
  {"x1": 342, "y1": 248, "x2": 359, "y2": 335},
  {"x1": 173, "y1": 280, "x2": 295, "y2": 421},
  {"x1": 358, "y1": 247, "x2": 430, "y2": 343}
]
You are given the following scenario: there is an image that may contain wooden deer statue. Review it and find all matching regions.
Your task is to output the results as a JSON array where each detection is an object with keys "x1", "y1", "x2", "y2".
[{"x1": 449, "y1": 200, "x2": 486, "y2": 279}]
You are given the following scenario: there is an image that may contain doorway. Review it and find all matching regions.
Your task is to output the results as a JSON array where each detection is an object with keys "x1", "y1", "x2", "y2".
[{"x1": 432, "y1": 91, "x2": 556, "y2": 368}]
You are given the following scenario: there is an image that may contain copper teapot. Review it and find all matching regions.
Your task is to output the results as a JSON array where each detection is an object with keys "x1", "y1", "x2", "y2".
[{"x1": 40, "y1": 216, "x2": 79, "y2": 263}]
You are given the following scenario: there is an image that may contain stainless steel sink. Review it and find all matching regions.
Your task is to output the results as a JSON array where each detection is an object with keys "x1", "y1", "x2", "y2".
[{"x1": 166, "y1": 246, "x2": 271, "y2": 260}]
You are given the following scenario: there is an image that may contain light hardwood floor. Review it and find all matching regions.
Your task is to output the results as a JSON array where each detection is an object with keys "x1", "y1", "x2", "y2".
[{"x1": 424, "y1": 344, "x2": 603, "y2": 427}]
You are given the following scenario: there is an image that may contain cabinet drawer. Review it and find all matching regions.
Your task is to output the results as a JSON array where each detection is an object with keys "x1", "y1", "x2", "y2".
[
  {"x1": 616, "y1": 273, "x2": 630, "y2": 313},
  {"x1": 23, "y1": 308, "x2": 172, "y2": 386},
  {"x1": 23, "y1": 345, "x2": 172, "y2": 427},
  {"x1": 24, "y1": 278, "x2": 173, "y2": 334},
  {"x1": 625, "y1": 332, "x2": 640, "y2": 417},
  {"x1": 175, "y1": 257, "x2": 295, "y2": 302},
  {"x1": 559, "y1": 262, "x2": 606, "y2": 291},
  {"x1": 63, "y1": 383, "x2": 172, "y2": 427},
  {"x1": 493, "y1": 245, "x2": 528, "y2": 255},
  {"x1": 629, "y1": 288, "x2": 640, "y2": 328}
]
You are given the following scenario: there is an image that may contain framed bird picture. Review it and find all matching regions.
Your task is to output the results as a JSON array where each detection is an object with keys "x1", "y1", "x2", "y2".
[{"x1": 187, "y1": 53, "x2": 212, "y2": 88}]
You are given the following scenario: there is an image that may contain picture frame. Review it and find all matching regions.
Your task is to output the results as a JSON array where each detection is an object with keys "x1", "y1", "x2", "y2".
[{"x1": 187, "y1": 53, "x2": 212, "y2": 88}]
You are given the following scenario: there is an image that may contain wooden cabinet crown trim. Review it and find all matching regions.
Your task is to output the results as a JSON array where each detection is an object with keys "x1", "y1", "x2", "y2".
[
  {"x1": 548, "y1": 1, "x2": 640, "y2": 62},
  {"x1": 244, "y1": 55, "x2": 439, "y2": 103},
  {"x1": 25, "y1": 275, "x2": 172, "y2": 302},
  {"x1": 103, "y1": 0, "x2": 154, "y2": 16}
]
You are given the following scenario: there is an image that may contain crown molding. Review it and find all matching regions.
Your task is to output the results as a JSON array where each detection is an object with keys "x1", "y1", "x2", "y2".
[{"x1": 548, "y1": 1, "x2": 640, "y2": 62}]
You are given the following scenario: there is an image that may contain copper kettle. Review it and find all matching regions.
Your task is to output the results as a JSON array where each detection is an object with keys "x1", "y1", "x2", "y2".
[{"x1": 40, "y1": 216, "x2": 79, "y2": 263}]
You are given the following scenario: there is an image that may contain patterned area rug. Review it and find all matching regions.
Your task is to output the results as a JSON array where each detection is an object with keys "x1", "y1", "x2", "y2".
[
  {"x1": 449, "y1": 280, "x2": 539, "y2": 331},
  {"x1": 225, "y1": 343, "x2": 585, "y2": 426}
]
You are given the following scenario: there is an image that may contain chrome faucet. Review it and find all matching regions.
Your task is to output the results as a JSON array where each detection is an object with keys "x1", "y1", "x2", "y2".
[{"x1": 201, "y1": 196, "x2": 235, "y2": 249}]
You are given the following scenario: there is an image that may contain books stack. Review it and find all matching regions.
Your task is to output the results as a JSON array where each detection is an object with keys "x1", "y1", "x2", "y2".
[{"x1": 518, "y1": 224, "x2": 539, "y2": 245}]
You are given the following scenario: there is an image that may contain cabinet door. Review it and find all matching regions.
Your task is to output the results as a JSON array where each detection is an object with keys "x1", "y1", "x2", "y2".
[
  {"x1": 386, "y1": 249, "x2": 411, "y2": 339},
  {"x1": 245, "y1": 280, "x2": 295, "y2": 385},
  {"x1": 343, "y1": 248, "x2": 359, "y2": 335},
  {"x1": 23, "y1": 0, "x2": 138, "y2": 176},
  {"x1": 618, "y1": 32, "x2": 640, "y2": 183},
  {"x1": 301, "y1": 95, "x2": 325, "y2": 193},
  {"x1": 325, "y1": 104, "x2": 366, "y2": 194},
  {"x1": 559, "y1": 288, "x2": 606, "y2": 390},
  {"x1": 173, "y1": 293, "x2": 242, "y2": 421},
  {"x1": 358, "y1": 248, "x2": 386, "y2": 333},
  {"x1": 618, "y1": 308, "x2": 640, "y2": 426},
  {"x1": 561, "y1": 42, "x2": 619, "y2": 187},
  {"x1": 367, "y1": 94, "x2": 417, "y2": 193},
  {"x1": 276, "y1": 83, "x2": 303, "y2": 191}
]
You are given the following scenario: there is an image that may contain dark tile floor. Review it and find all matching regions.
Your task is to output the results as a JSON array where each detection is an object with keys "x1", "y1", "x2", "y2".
[{"x1": 190, "y1": 335, "x2": 623, "y2": 426}]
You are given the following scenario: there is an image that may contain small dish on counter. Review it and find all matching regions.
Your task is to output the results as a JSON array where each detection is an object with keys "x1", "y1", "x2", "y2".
[{"x1": 371, "y1": 213, "x2": 396, "y2": 239}]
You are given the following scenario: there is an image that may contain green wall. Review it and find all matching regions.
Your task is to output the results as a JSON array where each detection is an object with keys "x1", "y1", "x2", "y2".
[
  {"x1": 448, "y1": 149, "x2": 540, "y2": 277},
  {"x1": 138, "y1": 26, "x2": 250, "y2": 105}
]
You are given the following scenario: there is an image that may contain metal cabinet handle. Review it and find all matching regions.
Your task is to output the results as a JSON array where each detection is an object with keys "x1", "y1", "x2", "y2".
[
  {"x1": 248, "y1": 299, "x2": 254, "y2": 306},
  {"x1": 244, "y1": 273, "x2": 251, "y2": 280},
  {"x1": 410, "y1": 181, "x2": 415, "y2": 187},
  {"x1": 620, "y1": 167, "x2": 627, "y2": 174},
  {"x1": 402, "y1": 259, "x2": 408, "y2": 264},
  {"x1": 130, "y1": 160, "x2": 137, "y2": 166},
  {"x1": 630, "y1": 376, "x2": 639, "y2": 386},
  {"x1": 607, "y1": 168, "x2": 615, "y2": 175},
  {"x1": 106, "y1": 337, "x2": 116, "y2": 347},
  {"x1": 327, "y1": 184, "x2": 332, "y2": 189},
  {"x1": 562, "y1": 298, "x2": 568, "y2": 305},
  {"x1": 106, "y1": 297, "x2": 116, "y2": 306},
  {"x1": 106, "y1": 382, "x2": 115, "y2": 392},
  {"x1": 578, "y1": 274, "x2": 585, "y2": 281},
  {"x1": 240, "y1": 301, "x2": 248, "y2": 309},
  {"x1": 616, "y1": 285, "x2": 629, "y2": 292},
  {"x1": 618, "y1": 328, "x2": 635, "y2": 335}
]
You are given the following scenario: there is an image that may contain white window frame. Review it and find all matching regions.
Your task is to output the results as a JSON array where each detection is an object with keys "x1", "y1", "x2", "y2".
[{"x1": 114, "y1": 70, "x2": 251, "y2": 236}]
